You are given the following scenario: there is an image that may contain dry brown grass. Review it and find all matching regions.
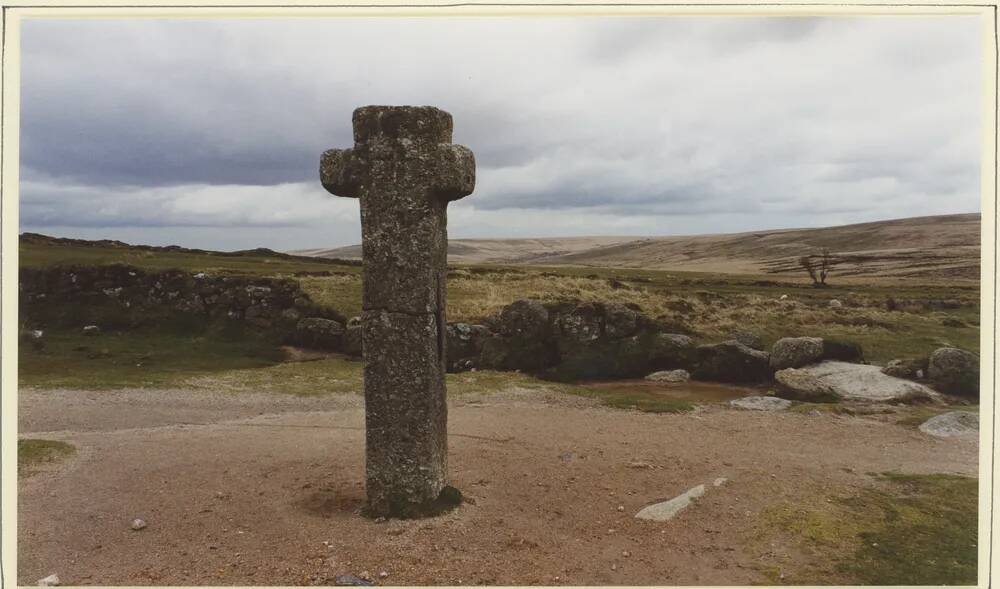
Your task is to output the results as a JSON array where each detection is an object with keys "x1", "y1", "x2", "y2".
[{"x1": 296, "y1": 269, "x2": 978, "y2": 363}]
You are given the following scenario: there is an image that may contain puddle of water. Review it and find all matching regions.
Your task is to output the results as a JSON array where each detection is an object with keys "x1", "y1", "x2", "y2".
[{"x1": 578, "y1": 379, "x2": 757, "y2": 403}]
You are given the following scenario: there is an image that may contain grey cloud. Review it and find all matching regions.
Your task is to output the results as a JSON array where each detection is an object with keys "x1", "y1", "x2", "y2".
[{"x1": 19, "y1": 15, "x2": 982, "y2": 249}]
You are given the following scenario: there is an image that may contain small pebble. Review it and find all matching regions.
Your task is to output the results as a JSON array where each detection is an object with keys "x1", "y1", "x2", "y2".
[
  {"x1": 378, "y1": 571, "x2": 389, "y2": 578},
  {"x1": 616, "y1": 505, "x2": 624, "y2": 512},
  {"x1": 37, "y1": 574, "x2": 60, "y2": 587},
  {"x1": 130, "y1": 518, "x2": 147, "y2": 531}
]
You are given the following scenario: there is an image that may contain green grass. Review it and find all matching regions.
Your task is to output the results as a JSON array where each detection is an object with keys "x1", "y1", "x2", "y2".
[
  {"x1": 19, "y1": 236, "x2": 981, "y2": 388},
  {"x1": 751, "y1": 473, "x2": 978, "y2": 585},
  {"x1": 19, "y1": 329, "x2": 285, "y2": 389},
  {"x1": 19, "y1": 439, "x2": 76, "y2": 476},
  {"x1": 20, "y1": 239, "x2": 361, "y2": 277}
]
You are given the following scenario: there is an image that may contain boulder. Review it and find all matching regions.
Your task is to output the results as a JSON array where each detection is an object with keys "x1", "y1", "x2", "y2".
[
  {"x1": 544, "y1": 333, "x2": 653, "y2": 381},
  {"x1": 445, "y1": 323, "x2": 490, "y2": 372},
  {"x1": 728, "y1": 329, "x2": 764, "y2": 350},
  {"x1": 479, "y1": 300, "x2": 559, "y2": 371},
  {"x1": 775, "y1": 361, "x2": 940, "y2": 404},
  {"x1": 770, "y1": 337, "x2": 824, "y2": 370},
  {"x1": 496, "y1": 299, "x2": 550, "y2": 339},
  {"x1": 293, "y1": 317, "x2": 345, "y2": 350},
  {"x1": 927, "y1": 347, "x2": 979, "y2": 398},
  {"x1": 343, "y1": 317, "x2": 363, "y2": 356},
  {"x1": 881, "y1": 358, "x2": 927, "y2": 380},
  {"x1": 692, "y1": 340, "x2": 771, "y2": 383},
  {"x1": 821, "y1": 338, "x2": 864, "y2": 363},
  {"x1": 645, "y1": 369, "x2": 690, "y2": 383},
  {"x1": 604, "y1": 303, "x2": 640, "y2": 339},
  {"x1": 730, "y1": 396, "x2": 792, "y2": 411},
  {"x1": 554, "y1": 302, "x2": 603, "y2": 343},
  {"x1": 648, "y1": 333, "x2": 697, "y2": 369},
  {"x1": 918, "y1": 411, "x2": 979, "y2": 438}
]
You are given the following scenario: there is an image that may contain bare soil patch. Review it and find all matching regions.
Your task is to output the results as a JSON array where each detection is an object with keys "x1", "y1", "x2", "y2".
[{"x1": 19, "y1": 388, "x2": 977, "y2": 586}]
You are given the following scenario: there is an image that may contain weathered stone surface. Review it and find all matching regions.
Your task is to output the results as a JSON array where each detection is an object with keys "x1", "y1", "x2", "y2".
[
  {"x1": 882, "y1": 357, "x2": 927, "y2": 379},
  {"x1": 692, "y1": 340, "x2": 771, "y2": 383},
  {"x1": 445, "y1": 322, "x2": 489, "y2": 372},
  {"x1": 730, "y1": 396, "x2": 792, "y2": 411},
  {"x1": 774, "y1": 361, "x2": 939, "y2": 404},
  {"x1": 497, "y1": 299, "x2": 550, "y2": 339},
  {"x1": 927, "y1": 347, "x2": 979, "y2": 398},
  {"x1": 321, "y1": 106, "x2": 475, "y2": 518},
  {"x1": 728, "y1": 329, "x2": 763, "y2": 350},
  {"x1": 635, "y1": 484, "x2": 705, "y2": 522},
  {"x1": 645, "y1": 369, "x2": 690, "y2": 383},
  {"x1": 919, "y1": 411, "x2": 979, "y2": 438},
  {"x1": 292, "y1": 317, "x2": 345, "y2": 350},
  {"x1": 648, "y1": 333, "x2": 697, "y2": 369},
  {"x1": 770, "y1": 337, "x2": 824, "y2": 370}
]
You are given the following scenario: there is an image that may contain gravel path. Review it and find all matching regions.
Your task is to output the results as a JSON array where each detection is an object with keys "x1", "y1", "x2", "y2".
[{"x1": 19, "y1": 387, "x2": 978, "y2": 586}]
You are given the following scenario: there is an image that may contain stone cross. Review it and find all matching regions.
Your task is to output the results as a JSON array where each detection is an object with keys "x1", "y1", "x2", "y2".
[{"x1": 320, "y1": 106, "x2": 475, "y2": 518}]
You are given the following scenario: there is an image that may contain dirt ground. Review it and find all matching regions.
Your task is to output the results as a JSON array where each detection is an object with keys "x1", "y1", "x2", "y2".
[{"x1": 18, "y1": 387, "x2": 977, "y2": 586}]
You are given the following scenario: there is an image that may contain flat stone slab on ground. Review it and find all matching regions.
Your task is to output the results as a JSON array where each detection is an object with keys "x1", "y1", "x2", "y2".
[
  {"x1": 775, "y1": 361, "x2": 940, "y2": 403},
  {"x1": 919, "y1": 411, "x2": 979, "y2": 438},
  {"x1": 635, "y1": 484, "x2": 706, "y2": 522},
  {"x1": 730, "y1": 396, "x2": 791, "y2": 411}
]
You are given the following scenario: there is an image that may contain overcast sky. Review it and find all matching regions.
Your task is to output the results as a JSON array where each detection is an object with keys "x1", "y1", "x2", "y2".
[{"x1": 20, "y1": 15, "x2": 983, "y2": 251}]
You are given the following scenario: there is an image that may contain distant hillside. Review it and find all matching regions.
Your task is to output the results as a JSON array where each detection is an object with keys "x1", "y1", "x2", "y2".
[
  {"x1": 294, "y1": 213, "x2": 981, "y2": 279},
  {"x1": 293, "y1": 236, "x2": 639, "y2": 265}
]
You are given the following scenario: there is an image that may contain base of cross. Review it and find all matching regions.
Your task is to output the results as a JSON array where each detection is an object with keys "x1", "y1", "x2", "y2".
[{"x1": 361, "y1": 485, "x2": 464, "y2": 520}]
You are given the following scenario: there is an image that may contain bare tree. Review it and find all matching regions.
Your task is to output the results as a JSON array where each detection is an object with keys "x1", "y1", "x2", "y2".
[{"x1": 799, "y1": 249, "x2": 833, "y2": 287}]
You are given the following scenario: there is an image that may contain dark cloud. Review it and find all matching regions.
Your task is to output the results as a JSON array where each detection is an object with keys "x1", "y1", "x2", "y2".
[{"x1": 18, "y1": 16, "x2": 982, "y2": 249}]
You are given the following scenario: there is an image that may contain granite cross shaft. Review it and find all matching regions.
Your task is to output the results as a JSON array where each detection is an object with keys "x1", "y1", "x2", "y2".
[{"x1": 320, "y1": 105, "x2": 475, "y2": 518}]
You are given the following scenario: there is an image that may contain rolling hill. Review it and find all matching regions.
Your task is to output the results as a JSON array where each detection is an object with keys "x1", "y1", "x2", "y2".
[{"x1": 293, "y1": 213, "x2": 982, "y2": 279}]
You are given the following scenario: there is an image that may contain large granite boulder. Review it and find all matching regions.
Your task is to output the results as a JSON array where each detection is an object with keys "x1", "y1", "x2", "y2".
[
  {"x1": 774, "y1": 361, "x2": 940, "y2": 404},
  {"x1": 479, "y1": 299, "x2": 559, "y2": 371},
  {"x1": 728, "y1": 329, "x2": 764, "y2": 350},
  {"x1": 927, "y1": 347, "x2": 979, "y2": 398},
  {"x1": 648, "y1": 333, "x2": 697, "y2": 370},
  {"x1": 882, "y1": 357, "x2": 927, "y2": 380},
  {"x1": 445, "y1": 322, "x2": 490, "y2": 372},
  {"x1": 692, "y1": 340, "x2": 771, "y2": 383},
  {"x1": 291, "y1": 317, "x2": 345, "y2": 350},
  {"x1": 770, "y1": 337, "x2": 824, "y2": 370}
]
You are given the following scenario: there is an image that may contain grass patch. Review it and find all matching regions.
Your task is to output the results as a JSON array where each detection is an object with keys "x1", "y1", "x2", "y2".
[
  {"x1": 183, "y1": 356, "x2": 364, "y2": 396},
  {"x1": 19, "y1": 329, "x2": 285, "y2": 389},
  {"x1": 750, "y1": 473, "x2": 978, "y2": 585},
  {"x1": 19, "y1": 439, "x2": 76, "y2": 476},
  {"x1": 20, "y1": 238, "x2": 360, "y2": 277}
]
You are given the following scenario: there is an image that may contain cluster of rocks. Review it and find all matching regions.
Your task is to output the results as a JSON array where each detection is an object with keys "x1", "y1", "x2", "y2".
[
  {"x1": 19, "y1": 264, "x2": 344, "y2": 340},
  {"x1": 318, "y1": 300, "x2": 980, "y2": 400}
]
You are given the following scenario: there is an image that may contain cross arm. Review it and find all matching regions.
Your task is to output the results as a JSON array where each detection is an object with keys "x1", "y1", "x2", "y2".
[
  {"x1": 432, "y1": 144, "x2": 476, "y2": 202},
  {"x1": 320, "y1": 148, "x2": 364, "y2": 199}
]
